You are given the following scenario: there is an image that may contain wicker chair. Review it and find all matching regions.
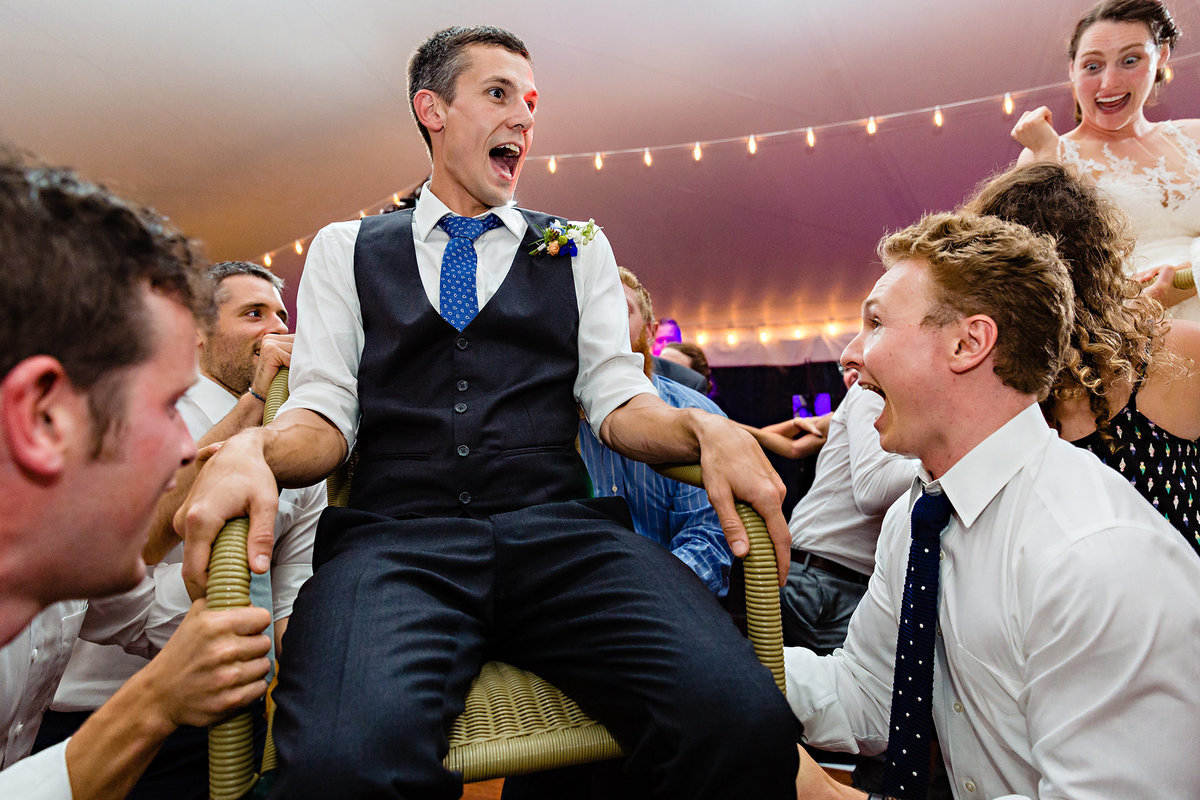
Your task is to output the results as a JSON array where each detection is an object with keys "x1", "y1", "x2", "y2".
[{"x1": 206, "y1": 369, "x2": 785, "y2": 798}]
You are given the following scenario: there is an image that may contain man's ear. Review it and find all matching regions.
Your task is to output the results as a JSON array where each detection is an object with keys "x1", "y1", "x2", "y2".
[
  {"x1": 0, "y1": 356, "x2": 83, "y2": 479},
  {"x1": 413, "y1": 89, "x2": 446, "y2": 135},
  {"x1": 948, "y1": 314, "x2": 998, "y2": 375}
]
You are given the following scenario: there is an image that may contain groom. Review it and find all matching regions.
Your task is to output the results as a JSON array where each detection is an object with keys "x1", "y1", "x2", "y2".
[{"x1": 176, "y1": 25, "x2": 798, "y2": 799}]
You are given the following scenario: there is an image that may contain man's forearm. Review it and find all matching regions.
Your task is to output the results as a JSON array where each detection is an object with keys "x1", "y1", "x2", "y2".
[
  {"x1": 63, "y1": 672, "x2": 175, "y2": 800},
  {"x1": 144, "y1": 393, "x2": 269, "y2": 562},
  {"x1": 260, "y1": 407, "x2": 348, "y2": 487}
]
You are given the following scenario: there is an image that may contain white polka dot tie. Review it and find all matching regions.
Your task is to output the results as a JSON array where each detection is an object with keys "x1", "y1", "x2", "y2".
[
  {"x1": 881, "y1": 489, "x2": 953, "y2": 800},
  {"x1": 437, "y1": 214, "x2": 502, "y2": 331}
]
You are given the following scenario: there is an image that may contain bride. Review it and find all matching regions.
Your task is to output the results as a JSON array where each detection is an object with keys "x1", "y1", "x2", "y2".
[{"x1": 1012, "y1": 0, "x2": 1200, "y2": 320}]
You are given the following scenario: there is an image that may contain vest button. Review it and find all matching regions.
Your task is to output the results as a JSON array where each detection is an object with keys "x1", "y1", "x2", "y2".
[
  {"x1": 454, "y1": 402, "x2": 468, "y2": 414},
  {"x1": 457, "y1": 380, "x2": 469, "y2": 391},
  {"x1": 457, "y1": 445, "x2": 470, "y2": 457},
  {"x1": 456, "y1": 337, "x2": 469, "y2": 350},
  {"x1": 458, "y1": 491, "x2": 472, "y2": 504}
]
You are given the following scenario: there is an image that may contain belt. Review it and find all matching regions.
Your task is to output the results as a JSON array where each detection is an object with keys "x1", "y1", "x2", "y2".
[{"x1": 792, "y1": 549, "x2": 870, "y2": 586}]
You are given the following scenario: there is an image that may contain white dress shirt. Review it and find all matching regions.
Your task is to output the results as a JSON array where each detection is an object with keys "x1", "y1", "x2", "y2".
[
  {"x1": 785, "y1": 402, "x2": 1200, "y2": 799},
  {"x1": 279, "y1": 185, "x2": 655, "y2": 451},
  {"x1": 50, "y1": 375, "x2": 323, "y2": 712},
  {"x1": 0, "y1": 579, "x2": 185, "y2": 798},
  {"x1": 788, "y1": 384, "x2": 918, "y2": 575}
]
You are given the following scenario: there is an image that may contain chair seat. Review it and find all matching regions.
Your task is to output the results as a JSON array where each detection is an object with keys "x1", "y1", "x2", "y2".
[{"x1": 444, "y1": 661, "x2": 624, "y2": 782}]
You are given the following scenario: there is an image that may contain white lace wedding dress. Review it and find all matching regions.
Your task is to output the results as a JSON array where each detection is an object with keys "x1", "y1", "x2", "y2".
[{"x1": 1061, "y1": 120, "x2": 1200, "y2": 322}]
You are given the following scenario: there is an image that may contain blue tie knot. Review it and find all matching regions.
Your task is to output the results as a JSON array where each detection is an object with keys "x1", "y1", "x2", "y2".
[
  {"x1": 911, "y1": 490, "x2": 952, "y2": 541},
  {"x1": 439, "y1": 213, "x2": 502, "y2": 242}
]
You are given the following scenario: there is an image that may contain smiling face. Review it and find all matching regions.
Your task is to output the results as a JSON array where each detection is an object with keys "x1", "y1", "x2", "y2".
[
  {"x1": 841, "y1": 259, "x2": 953, "y2": 462},
  {"x1": 199, "y1": 274, "x2": 288, "y2": 395},
  {"x1": 422, "y1": 44, "x2": 537, "y2": 217},
  {"x1": 1070, "y1": 20, "x2": 1166, "y2": 133}
]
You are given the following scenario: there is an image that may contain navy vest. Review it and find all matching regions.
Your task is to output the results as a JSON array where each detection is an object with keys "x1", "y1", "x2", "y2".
[{"x1": 349, "y1": 208, "x2": 590, "y2": 518}]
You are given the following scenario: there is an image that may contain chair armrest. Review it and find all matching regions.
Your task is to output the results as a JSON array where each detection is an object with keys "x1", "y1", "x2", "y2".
[{"x1": 654, "y1": 464, "x2": 785, "y2": 695}]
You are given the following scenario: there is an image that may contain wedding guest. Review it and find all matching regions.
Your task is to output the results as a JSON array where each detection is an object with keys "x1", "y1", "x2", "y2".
[
  {"x1": 1011, "y1": 0, "x2": 1200, "y2": 318},
  {"x1": 174, "y1": 26, "x2": 796, "y2": 799},
  {"x1": 968, "y1": 160, "x2": 1200, "y2": 555},
  {"x1": 661, "y1": 341, "x2": 716, "y2": 396},
  {"x1": 788, "y1": 211, "x2": 1200, "y2": 800},
  {"x1": 0, "y1": 146, "x2": 270, "y2": 800}
]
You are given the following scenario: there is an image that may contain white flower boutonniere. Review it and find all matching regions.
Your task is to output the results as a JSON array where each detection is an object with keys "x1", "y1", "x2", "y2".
[{"x1": 529, "y1": 218, "x2": 600, "y2": 257}]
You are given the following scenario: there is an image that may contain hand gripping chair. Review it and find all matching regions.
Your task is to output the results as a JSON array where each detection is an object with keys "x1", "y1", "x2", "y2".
[{"x1": 206, "y1": 369, "x2": 786, "y2": 799}]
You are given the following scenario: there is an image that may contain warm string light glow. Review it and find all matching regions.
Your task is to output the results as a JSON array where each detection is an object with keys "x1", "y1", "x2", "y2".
[
  {"x1": 696, "y1": 332, "x2": 708, "y2": 346},
  {"x1": 359, "y1": 209, "x2": 366, "y2": 218},
  {"x1": 1164, "y1": 65, "x2": 1174, "y2": 83},
  {"x1": 252, "y1": 52, "x2": 1200, "y2": 270}
]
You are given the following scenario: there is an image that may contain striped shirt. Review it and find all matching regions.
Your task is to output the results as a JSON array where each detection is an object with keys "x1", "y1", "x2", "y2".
[{"x1": 578, "y1": 375, "x2": 732, "y2": 596}]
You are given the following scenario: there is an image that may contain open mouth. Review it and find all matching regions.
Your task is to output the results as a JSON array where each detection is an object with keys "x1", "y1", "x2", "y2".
[
  {"x1": 860, "y1": 381, "x2": 886, "y2": 401},
  {"x1": 489, "y1": 142, "x2": 522, "y2": 179},
  {"x1": 1095, "y1": 93, "x2": 1131, "y2": 113}
]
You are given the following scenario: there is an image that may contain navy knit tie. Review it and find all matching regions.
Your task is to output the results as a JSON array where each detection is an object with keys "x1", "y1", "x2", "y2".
[
  {"x1": 437, "y1": 214, "x2": 502, "y2": 331},
  {"x1": 881, "y1": 489, "x2": 953, "y2": 800}
]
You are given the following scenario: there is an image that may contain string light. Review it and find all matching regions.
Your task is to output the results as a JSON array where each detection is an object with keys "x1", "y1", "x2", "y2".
[
  {"x1": 1164, "y1": 65, "x2": 1174, "y2": 83},
  {"x1": 252, "y1": 54, "x2": 1200, "y2": 272},
  {"x1": 792, "y1": 327, "x2": 803, "y2": 340},
  {"x1": 696, "y1": 332, "x2": 708, "y2": 346},
  {"x1": 758, "y1": 329, "x2": 770, "y2": 344},
  {"x1": 726, "y1": 332, "x2": 738, "y2": 346},
  {"x1": 359, "y1": 209, "x2": 366, "y2": 218},
  {"x1": 263, "y1": 253, "x2": 272, "y2": 267},
  {"x1": 826, "y1": 320, "x2": 838, "y2": 335}
]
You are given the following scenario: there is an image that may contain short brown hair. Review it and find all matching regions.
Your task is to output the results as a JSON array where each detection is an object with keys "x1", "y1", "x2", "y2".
[
  {"x1": 0, "y1": 144, "x2": 207, "y2": 451},
  {"x1": 966, "y1": 162, "x2": 1163, "y2": 439},
  {"x1": 878, "y1": 212, "x2": 1074, "y2": 399},
  {"x1": 407, "y1": 26, "x2": 530, "y2": 155},
  {"x1": 617, "y1": 266, "x2": 654, "y2": 329}
]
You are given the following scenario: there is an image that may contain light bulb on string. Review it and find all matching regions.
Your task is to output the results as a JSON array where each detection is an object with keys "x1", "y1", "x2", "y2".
[
  {"x1": 548, "y1": 155, "x2": 557, "y2": 174},
  {"x1": 726, "y1": 332, "x2": 738, "y2": 346},
  {"x1": 696, "y1": 332, "x2": 708, "y2": 346},
  {"x1": 643, "y1": 148, "x2": 653, "y2": 167},
  {"x1": 866, "y1": 116, "x2": 877, "y2": 135},
  {"x1": 747, "y1": 135, "x2": 758, "y2": 155},
  {"x1": 806, "y1": 127, "x2": 816, "y2": 148},
  {"x1": 693, "y1": 142, "x2": 702, "y2": 161},
  {"x1": 594, "y1": 152, "x2": 604, "y2": 170},
  {"x1": 792, "y1": 327, "x2": 803, "y2": 340},
  {"x1": 933, "y1": 106, "x2": 944, "y2": 127},
  {"x1": 263, "y1": 253, "x2": 272, "y2": 268},
  {"x1": 294, "y1": 240, "x2": 304, "y2": 255},
  {"x1": 1003, "y1": 93, "x2": 1014, "y2": 115},
  {"x1": 359, "y1": 210, "x2": 366, "y2": 219},
  {"x1": 758, "y1": 329, "x2": 770, "y2": 344},
  {"x1": 1164, "y1": 66, "x2": 1174, "y2": 83},
  {"x1": 392, "y1": 193, "x2": 401, "y2": 205}
]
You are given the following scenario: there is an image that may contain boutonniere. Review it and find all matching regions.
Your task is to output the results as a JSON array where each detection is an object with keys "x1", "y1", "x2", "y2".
[{"x1": 529, "y1": 219, "x2": 600, "y2": 257}]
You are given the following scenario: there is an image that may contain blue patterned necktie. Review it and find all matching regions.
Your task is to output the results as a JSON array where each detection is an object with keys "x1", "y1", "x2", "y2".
[
  {"x1": 880, "y1": 488, "x2": 953, "y2": 800},
  {"x1": 437, "y1": 213, "x2": 502, "y2": 331}
]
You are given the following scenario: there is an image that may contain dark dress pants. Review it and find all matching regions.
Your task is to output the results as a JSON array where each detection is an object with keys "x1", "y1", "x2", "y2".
[{"x1": 269, "y1": 498, "x2": 798, "y2": 799}]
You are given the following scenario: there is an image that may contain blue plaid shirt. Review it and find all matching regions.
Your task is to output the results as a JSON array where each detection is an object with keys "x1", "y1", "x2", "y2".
[{"x1": 578, "y1": 375, "x2": 733, "y2": 596}]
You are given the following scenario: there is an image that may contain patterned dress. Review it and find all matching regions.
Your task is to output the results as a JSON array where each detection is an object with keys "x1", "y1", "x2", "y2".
[{"x1": 1072, "y1": 389, "x2": 1200, "y2": 557}]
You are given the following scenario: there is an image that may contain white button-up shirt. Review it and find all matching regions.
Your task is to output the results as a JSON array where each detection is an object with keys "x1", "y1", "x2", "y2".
[
  {"x1": 279, "y1": 185, "x2": 654, "y2": 451},
  {"x1": 785, "y1": 402, "x2": 1200, "y2": 799},
  {"x1": 788, "y1": 384, "x2": 918, "y2": 575},
  {"x1": 0, "y1": 578, "x2": 183, "y2": 798}
]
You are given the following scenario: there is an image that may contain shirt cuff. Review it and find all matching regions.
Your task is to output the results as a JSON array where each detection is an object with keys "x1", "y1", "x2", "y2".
[{"x1": 0, "y1": 739, "x2": 74, "y2": 799}]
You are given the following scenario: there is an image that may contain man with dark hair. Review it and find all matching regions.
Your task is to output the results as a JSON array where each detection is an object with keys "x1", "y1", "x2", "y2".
[
  {"x1": 177, "y1": 25, "x2": 797, "y2": 800},
  {"x1": 0, "y1": 148, "x2": 271, "y2": 799},
  {"x1": 33, "y1": 260, "x2": 322, "y2": 800},
  {"x1": 788, "y1": 212, "x2": 1200, "y2": 800}
]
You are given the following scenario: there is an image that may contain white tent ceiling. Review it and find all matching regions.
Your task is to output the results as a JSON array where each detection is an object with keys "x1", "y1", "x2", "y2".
[{"x1": 3, "y1": 0, "x2": 1198, "y2": 365}]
